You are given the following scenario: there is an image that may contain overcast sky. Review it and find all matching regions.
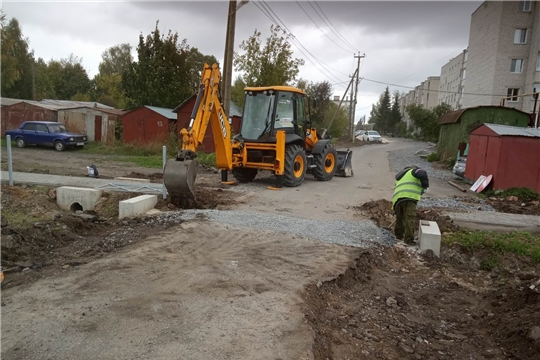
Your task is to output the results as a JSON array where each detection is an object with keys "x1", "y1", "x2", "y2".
[{"x1": 4, "y1": 0, "x2": 482, "y2": 122}]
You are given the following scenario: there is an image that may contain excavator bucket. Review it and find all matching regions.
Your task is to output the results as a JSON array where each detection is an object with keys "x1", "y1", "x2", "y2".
[
  {"x1": 163, "y1": 159, "x2": 199, "y2": 206},
  {"x1": 335, "y1": 149, "x2": 353, "y2": 177}
]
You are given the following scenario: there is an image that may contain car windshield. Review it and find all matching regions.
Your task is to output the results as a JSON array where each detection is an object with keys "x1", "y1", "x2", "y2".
[
  {"x1": 48, "y1": 124, "x2": 67, "y2": 133},
  {"x1": 368, "y1": 131, "x2": 379, "y2": 135},
  {"x1": 240, "y1": 91, "x2": 275, "y2": 140}
]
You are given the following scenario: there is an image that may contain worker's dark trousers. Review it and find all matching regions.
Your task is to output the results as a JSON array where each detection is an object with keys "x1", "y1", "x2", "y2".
[{"x1": 394, "y1": 200, "x2": 417, "y2": 244}]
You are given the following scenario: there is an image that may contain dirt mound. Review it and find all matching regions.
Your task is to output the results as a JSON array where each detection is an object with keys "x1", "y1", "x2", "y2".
[
  {"x1": 303, "y1": 246, "x2": 540, "y2": 360},
  {"x1": 1, "y1": 184, "x2": 238, "y2": 288},
  {"x1": 353, "y1": 199, "x2": 394, "y2": 228},
  {"x1": 353, "y1": 200, "x2": 460, "y2": 234}
]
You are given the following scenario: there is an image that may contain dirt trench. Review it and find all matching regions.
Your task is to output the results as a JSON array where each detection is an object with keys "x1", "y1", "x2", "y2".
[{"x1": 302, "y1": 245, "x2": 540, "y2": 360}]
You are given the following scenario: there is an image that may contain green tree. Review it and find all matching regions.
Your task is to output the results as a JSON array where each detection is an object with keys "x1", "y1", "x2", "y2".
[
  {"x1": 49, "y1": 55, "x2": 91, "y2": 100},
  {"x1": 98, "y1": 43, "x2": 133, "y2": 76},
  {"x1": 406, "y1": 102, "x2": 452, "y2": 142},
  {"x1": 34, "y1": 57, "x2": 55, "y2": 100},
  {"x1": 234, "y1": 25, "x2": 304, "y2": 87},
  {"x1": 231, "y1": 75, "x2": 247, "y2": 108},
  {"x1": 186, "y1": 47, "x2": 219, "y2": 92},
  {"x1": 1, "y1": 18, "x2": 34, "y2": 99},
  {"x1": 122, "y1": 21, "x2": 192, "y2": 108},
  {"x1": 368, "y1": 87, "x2": 392, "y2": 134}
]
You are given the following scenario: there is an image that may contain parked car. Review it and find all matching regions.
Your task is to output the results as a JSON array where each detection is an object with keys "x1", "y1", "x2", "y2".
[
  {"x1": 452, "y1": 156, "x2": 467, "y2": 178},
  {"x1": 361, "y1": 130, "x2": 382, "y2": 142},
  {"x1": 5, "y1": 121, "x2": 87, "y2": 151}
]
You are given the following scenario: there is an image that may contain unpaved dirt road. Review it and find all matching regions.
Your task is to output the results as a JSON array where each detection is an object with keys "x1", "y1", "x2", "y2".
[{"x1": 2, "y1": 222, "x2": 355, "y2": 360}]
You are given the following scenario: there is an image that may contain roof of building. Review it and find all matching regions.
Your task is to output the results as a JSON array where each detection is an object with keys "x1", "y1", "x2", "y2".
[
  {"x1": 173, "y1": 93, "x2": 243, "y2": 118},
  {"x1": 480, "y1": 123, "x2": 540, "y2": 138},
  {"x1": 57, "y1": 106, "x2": 127, "y2": 116},
  {"x1": 439, "y1": 106, "x2": 530, "y2": 125},
  {"x1": 39, "y1": 99, "x2": 114, "y2": 109},
  {"x1": 145, "y1": 105, "x2": 177, "y2": 120},
  {"x1": 1, "y1": 97, "x2": 25, "y2": 107}
]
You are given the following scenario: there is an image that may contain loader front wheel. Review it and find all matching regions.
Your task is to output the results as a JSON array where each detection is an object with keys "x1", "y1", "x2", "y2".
[
  {"x1": 283, "y1": 144, "x2": 306, "y2": 187},
  {"x1": 232, "y1": 168, "x2": 258, "y2": 182},
  {"x1": 313, "y1": 143, "x2": 338, "y2": 181}
]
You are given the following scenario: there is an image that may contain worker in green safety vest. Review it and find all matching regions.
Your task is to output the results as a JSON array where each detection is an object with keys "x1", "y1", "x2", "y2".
[{"x1": 392, "y1": 165, "x2": 429, "y2": 245}]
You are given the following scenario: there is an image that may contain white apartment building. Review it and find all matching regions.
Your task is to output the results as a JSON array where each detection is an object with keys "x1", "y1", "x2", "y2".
[
  {"x1": 398, "y1": 76, "x2": 440, "y2": 128},
  {"x1": 462, "y1": 1, "x2": 540, "y2": 113},
  {"x1": 438, "y1": 49, "x2": 468, "y2": 109}
]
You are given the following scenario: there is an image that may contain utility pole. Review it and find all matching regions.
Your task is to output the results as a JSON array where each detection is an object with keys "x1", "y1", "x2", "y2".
[
  {"x1": 222, "y1": 0, "x2": 249, "y2": 119},
  {"x1": 351, "y1": 53, "x2": 365, "y2": 141}
]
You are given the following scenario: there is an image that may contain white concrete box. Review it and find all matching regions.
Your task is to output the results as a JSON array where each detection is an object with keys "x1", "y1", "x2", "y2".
[
  {"x1": 419, "y1": 220, "x2": 441, "y2": 257},
  {"x1": 57, "y1": 186, "x2": 102, "y2": 211},
  {"x1": 118, "y1": 195, "x2": 158, "y2": 219}
]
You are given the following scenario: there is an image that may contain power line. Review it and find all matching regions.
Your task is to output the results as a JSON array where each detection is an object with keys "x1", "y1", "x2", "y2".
[
  {"x1": 310, "y1": 1, "x2": 360, "y2": 53},
  {"x1": 361, "y1": 77, "x2": 509, "y2": 97},
  {"x1": 258, "y1": 0, "x2": 349, "y2": 83},
  {"x1": 295, "y1": 1, "x2": 353, "y2": 54},
  {"x1": 394, "y1": 49, "x2": 465, "y2": 84},
  {"x1": 261, "y1": 0, "x2": 347, "y2": 79}
]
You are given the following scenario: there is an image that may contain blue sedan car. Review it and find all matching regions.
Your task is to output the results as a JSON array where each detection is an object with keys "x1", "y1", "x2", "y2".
[{"x1": 5, "y1": 121, "x2": 87, "y2": 151}]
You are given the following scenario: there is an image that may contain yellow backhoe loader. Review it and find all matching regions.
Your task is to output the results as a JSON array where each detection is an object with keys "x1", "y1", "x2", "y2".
[{"x1": 163, "y1": 63, "x2": 353, "y2": 205}]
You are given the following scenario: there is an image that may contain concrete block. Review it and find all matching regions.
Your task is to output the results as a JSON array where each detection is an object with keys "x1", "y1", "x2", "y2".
[
  {"x1": 114, "y1": 177, "x2": 151, "y2": 183},
  {"x1": 119, "y1": 195, "x2": 158, "y2": 219},
  {"x1": 419, "y1": 220, "x2": 441, "y2": 257},
  {"x1": 57, "y1": 186, "x2": 102, "y2": 212}
]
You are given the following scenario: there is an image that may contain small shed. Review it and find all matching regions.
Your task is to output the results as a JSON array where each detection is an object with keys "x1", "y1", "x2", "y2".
[
  {"x1": 437, "y1": 106, "x2": 530, "y2": 160},
  {"x1": 58, "y1": 107, "x2": 126, "y2": 144},
  {"x1": 1, "y1": 97, "x2": 24, "y2": 107},
  {"x1": 1, "y1": 101, "x2": 58, "y2": 135},
  {"x1": 465, "y1": 124, "x2": 540, "y2": 192},
  {"x1": 173, "y1": 95, "x2": 242, "y2": 153},
  {"x1": 122, "y1": 105, "x2": 177, "y2": 144}
]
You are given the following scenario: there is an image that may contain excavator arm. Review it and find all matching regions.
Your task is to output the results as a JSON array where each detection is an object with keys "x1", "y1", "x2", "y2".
[{"x1": 163, "y1": 63, "x2": 233, "y2": 204}]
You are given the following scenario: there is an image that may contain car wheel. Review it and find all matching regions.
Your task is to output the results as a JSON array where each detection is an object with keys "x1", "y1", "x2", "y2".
[
  {"x1": 54, "y1": 140, "x2": 66, "y2": 151},
  {"x1": 16, "y1": 138, "x2": 26, "y2": 148}
]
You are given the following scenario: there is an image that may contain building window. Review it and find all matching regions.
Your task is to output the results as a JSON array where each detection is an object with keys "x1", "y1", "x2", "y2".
[
  {"x1": 521, "y1": 0, "x2": 531, "y2": 12},
  {"x1": 511, "y1": 59, "x2": 523, "y2": 73},
  {"x1": 532, "y1": 84, "x2": 540, "y2": 100},
  {"x1": 514, "y1": 29, "x2": 528, "y2": 44},
  {"x1": 507, "y1": 88, "x2": 520, "y2": 102},
  {"x1": 537, "y1": 52, "x2": 540, "y2": 71}
]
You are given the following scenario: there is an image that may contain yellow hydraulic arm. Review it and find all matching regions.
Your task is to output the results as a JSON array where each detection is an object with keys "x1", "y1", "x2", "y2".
[{"x1": 163, "y1": 63, "x2": 234, "y2": 204}]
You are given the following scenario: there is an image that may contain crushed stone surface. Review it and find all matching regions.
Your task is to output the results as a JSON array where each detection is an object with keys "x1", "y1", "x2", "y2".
[
  {"x1": 388, "y1": 143, "x2": 455, "y2": 181},
  {"x1": 154, "y1": 209, "x2": 396, "y2": 247},
  {"x1": 419, "y1": 197, "x2": 495, "y2": 211}
]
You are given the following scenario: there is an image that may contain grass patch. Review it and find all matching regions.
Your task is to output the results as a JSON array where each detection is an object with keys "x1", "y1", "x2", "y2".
[
  {"x1": 480, "y1": 256, "x2": 499, "y2": 271},
  {"x1": 483, "y1": 187, "x2": 540, "y2": 201},
  {"x1": 110, "y1": 156, "x2": 164, "y2": 169},
  {"x1": 80, "y1": 141, "x2": 178, "y2": 157},
  {"x1": 1, "y1": 136, "x2": 16, "y2": 147},
  {"x1": 196, "y1": 152, "x2": 217, "y2": 167},
  {"x1": 444, "y1": 231, "x2": 540, "y2": 263},
  {"x1": 425, "y1": 152, "x2": 440, "y2": 162}
]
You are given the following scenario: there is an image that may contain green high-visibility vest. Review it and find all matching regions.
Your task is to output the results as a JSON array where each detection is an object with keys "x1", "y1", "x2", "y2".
[{"x1": 392, "y1": 169, "x2": 423, "y2": 209}]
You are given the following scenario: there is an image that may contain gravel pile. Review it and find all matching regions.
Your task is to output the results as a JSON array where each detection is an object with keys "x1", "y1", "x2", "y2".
[
  {"x1": 154, "y1": 209, "x2": 395, "y2": 247},
  {"x1": 418, "y1": 197, "x2": 495, "y2": 211},
  {"x1": 388, "y1": 144, "x2": 455, "y2": 181}
]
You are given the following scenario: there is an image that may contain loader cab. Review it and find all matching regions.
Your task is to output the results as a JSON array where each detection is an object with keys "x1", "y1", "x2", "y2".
[{"x1": 240, "y1": 86, "x2": 306, "y2": 141}]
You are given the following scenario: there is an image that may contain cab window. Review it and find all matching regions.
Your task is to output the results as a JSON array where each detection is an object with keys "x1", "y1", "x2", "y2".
[{"x1": 274, "y1": 92, "x2": 295, "y2": 130}]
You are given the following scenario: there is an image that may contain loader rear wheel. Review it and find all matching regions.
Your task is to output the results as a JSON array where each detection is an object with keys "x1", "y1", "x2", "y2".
[
  {"x1": 313, "y1": 143, "x2": 338, "y2": 181},
  {"x1": 283, "y1": 144, "x2": 306, "y2": 187},
  {"x1": 232, "y1": 168, "x2": 258, "y2": 182}
]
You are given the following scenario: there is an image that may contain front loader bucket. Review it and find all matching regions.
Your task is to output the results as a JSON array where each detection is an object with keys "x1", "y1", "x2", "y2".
[
  {"x1": 163, "y1": 159, "x2": 198, "y2": 207},
  {"x1": 335, "y1": 148, "x2": 353, "y2": 177}
]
